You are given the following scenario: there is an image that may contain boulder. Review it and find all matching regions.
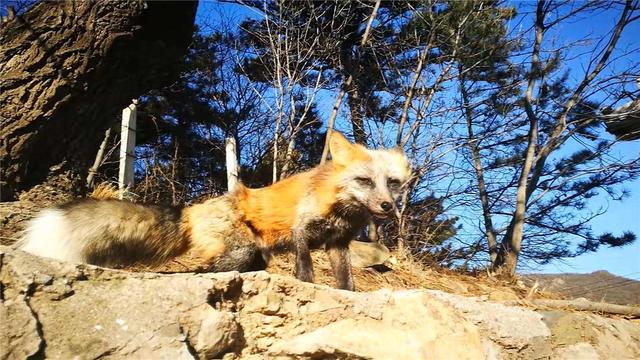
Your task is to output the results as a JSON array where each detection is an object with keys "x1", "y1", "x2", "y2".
[
  {"x1": 349, "y1": 240, "x2": 391, "y2": 268},
  {"x1": 1, "y1": 245, "x2": 639, "y2": 359}
]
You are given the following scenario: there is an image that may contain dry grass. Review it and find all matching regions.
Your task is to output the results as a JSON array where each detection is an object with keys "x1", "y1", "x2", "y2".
[
  {"x1": 90, "y1": 182, "x2": 121, "y2": 200},
  {"x1": 266, "y1": 251, "x2": 561, "y2": 300}
]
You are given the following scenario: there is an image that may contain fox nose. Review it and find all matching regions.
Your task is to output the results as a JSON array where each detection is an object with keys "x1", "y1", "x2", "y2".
[{"x1": 380, "y1": 201, "x2": 393, "y2": 212}]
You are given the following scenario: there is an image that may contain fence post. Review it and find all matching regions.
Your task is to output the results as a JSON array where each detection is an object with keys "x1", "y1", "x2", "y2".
[
  {"x1": 225, "y1": 136, "x2": 239, "y2": 192},
  {"x1": 119, "y1": 100, "x2": 137, "y2": 199}
]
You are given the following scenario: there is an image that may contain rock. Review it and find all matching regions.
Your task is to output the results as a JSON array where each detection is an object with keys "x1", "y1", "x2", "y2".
[
  {"x1": 0, "y1": 290, "x2": 43, "y2": 359},
  {"x1": 1, "y1": 245, "x2": 640, "y2": 360},
  {"x1": 554, "y1": 343, "x2": 600, "y2": 360},
  {"x1": 429, "y1": 290, "x2": 554, "y2": 358},
  {"x1": 0, "y1": 251, "x2": 44, "y2": 359},
  {"x1": 543, "y1": 311, "x2": 640, "y2": 359},
  {"x1": 349, "y1": 240, "x2": 390, "y2": 268},
  {"x1": 182, "y1": 306, "x2": 240, "y2": 358},
  {"x1": 269, "y1": 291, "x2": 485, "y2": 359}
]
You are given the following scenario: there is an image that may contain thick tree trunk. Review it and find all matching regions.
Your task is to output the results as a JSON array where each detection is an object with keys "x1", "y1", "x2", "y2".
[{"x1": 0, "y1": 0, "x2": 197, "y2": 201}]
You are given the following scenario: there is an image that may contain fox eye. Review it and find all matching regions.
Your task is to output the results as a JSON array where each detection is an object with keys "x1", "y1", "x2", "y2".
[
  {"x1": 388, "y1": 178, "x2": 401, "y2": 189},
  {"x1": 355, "y1": 177, "x2": 374, "y2": 187}
]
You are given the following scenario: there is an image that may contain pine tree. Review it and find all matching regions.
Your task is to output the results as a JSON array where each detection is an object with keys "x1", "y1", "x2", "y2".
[{"x1": 455, "y1": 0, "x2": 640, "y2": 276}]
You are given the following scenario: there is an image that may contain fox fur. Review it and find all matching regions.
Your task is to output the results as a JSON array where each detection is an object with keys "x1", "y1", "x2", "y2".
[
  {"x1": 18, "y1": 131, "x2": 411, "y2": 290},
  {"x1": 18, "y1": 195, "x2": 265, "y2": 272}
]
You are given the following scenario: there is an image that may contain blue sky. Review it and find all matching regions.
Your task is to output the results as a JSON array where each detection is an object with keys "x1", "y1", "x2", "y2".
[
  {"x1": 520, "y1": 2, "x2": 640, "y2": 277},
  {"x1": 195, "y1": 1, "x2": 640, "y2": 277},
  {"x1": 534, "y1": 141, "x2": 640, "y2": 277}
]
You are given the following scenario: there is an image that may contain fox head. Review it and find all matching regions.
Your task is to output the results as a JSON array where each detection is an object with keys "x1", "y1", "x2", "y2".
[{"x1": 328, "y1": 131, "x2": 412, "y2": 218}]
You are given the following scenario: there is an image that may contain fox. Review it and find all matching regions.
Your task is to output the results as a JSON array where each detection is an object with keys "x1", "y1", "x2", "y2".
[{"x1": 18, "y1": 131, "x2": 411, "y2": 290}]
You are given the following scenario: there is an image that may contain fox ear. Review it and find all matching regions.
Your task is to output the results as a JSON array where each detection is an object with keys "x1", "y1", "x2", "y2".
[{"x1": 328, "y1": 131, "x2": 355, "y2": 165}]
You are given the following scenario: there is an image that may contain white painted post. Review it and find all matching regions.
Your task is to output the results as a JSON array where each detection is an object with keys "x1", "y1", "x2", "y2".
[
  {"x1": 119, "y1": 100, "x2": 137, "y2": 199},
  {"x1": 225, "y1": 136, "x2": 239, "y2": 192}
]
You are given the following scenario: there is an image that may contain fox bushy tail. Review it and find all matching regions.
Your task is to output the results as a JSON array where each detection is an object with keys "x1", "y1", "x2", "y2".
[
  {"x1": 18, "y1": 199, "x2": 189, "y2": 267},
  {"x1": 18, "y1": 195, "x2": 267, "y2": 272}
]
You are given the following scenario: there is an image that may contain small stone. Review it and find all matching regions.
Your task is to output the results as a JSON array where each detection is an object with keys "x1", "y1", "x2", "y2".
[{"x1": 191, "y1": 309, "x2": 240, "y2": 358}]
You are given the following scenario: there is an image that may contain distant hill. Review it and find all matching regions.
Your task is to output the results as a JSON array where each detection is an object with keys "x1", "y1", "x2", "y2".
[{"x1": 523, "y1": 270, "x2": 640, "y2": 306}]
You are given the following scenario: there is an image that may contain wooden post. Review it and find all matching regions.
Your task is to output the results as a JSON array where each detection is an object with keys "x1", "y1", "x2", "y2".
[
  {"x1": 119, "y1": 100, "x2": 137, "y2": 199},
  {"x1": 225, "y1": 136, "x2": 239, "y2": 192}
]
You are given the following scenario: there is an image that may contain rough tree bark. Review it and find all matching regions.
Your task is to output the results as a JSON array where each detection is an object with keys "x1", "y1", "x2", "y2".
[{"x1": 0, "y1": 0, "x2": 197, "y2": 201}]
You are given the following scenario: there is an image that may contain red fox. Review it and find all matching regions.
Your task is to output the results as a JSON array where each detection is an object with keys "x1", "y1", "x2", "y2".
[{"x1": 18, "y1": 131, "x2": 411, "y2": 290}]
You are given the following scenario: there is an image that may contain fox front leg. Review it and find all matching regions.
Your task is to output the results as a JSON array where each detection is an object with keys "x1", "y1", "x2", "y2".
[
  {"x1": 326, "y1": 241, "x2": 355, "y2": 291},
  {"x1": 292, "y1": 227, "x2": 314, "y2": 283}
]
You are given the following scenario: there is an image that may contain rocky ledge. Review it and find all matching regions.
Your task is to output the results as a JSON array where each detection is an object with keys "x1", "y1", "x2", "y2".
[{"x1": 1, "y1": 245, "x2": 639, "y2": 359}]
